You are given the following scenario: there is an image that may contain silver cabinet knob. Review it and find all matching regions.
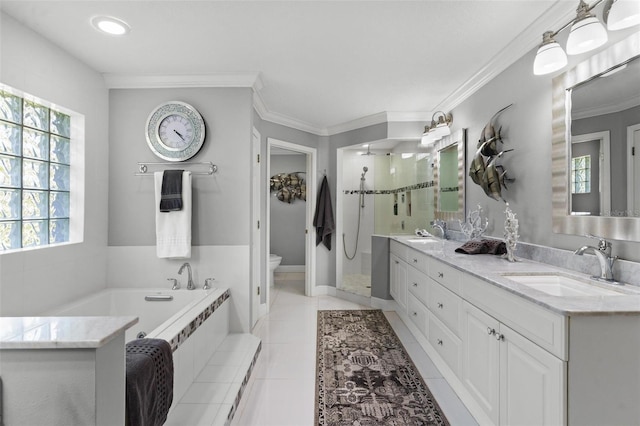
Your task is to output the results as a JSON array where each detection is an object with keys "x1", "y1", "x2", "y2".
[
  {"x1": 437, "y1": 339, "x2": 443, "y2": 346},
  {"x1": 495, "y1": 333, "x2": 505, "y2": 341},
  {"x1": 412, "y1": 282, "x2": 418, "y2": 287},
  {"x1": 437, "y1": 302, "x2": 444, "y2": 309},
  {"x1": 438, "y1": 272, "x2": 444, "y2": 278},
  {"x1": 487, "y1": 327, "x2": 496, "y2": 335}
]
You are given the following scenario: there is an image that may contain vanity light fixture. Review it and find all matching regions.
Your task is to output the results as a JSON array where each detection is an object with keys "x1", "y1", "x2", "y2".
[
  {"x1": 421, "y1": 111, "x2": 453, "y2": 145},
  {"x1": 532, "y1": 0, "x2": 639, "y2": 75},
  {"x1": 90, "y1": 16, "x2": 131, "y2": 36},
  {"x1": 604, "y1": 0, "x2": 640, "y2": 30},
  {"x1": 566, "y1": 0, "x2": 608, "y2": 55}
]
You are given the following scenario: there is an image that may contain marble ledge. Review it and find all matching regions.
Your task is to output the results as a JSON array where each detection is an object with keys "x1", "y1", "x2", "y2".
[{"x1": 0, "y1": 316, "x2": 138, "y2": 350}]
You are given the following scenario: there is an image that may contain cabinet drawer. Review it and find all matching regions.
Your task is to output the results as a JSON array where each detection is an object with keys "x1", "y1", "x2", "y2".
[
  {"x1": 407, "y1": 266, "x2": 429, "y2": 305},
  {"x1": 428, "y1": 257, "x2": 461, "y2": 294},
  {"x1": 407, "y1": 294, "x2": 429, "y2": 337},
  {"x1": 429, "y1": 313, "x2": 462, "y2": 377},
  {"x1": 406, "y1": 249, "x2": 428, "y2": 274},
  {"x1": 390, "y1": 240, "x2": 408, "y2": 259},
  {"x1": 428, "y1": 280, "x2": 462, "y2": 336}
]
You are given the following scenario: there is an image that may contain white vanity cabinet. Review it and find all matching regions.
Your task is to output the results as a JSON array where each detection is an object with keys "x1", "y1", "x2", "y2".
[
  {"x1": 390, "y1": 238, "x2": 640, "y2": 425},
  {"x1": 462, "y1": 301, "x2": 565, "y2": 426}
]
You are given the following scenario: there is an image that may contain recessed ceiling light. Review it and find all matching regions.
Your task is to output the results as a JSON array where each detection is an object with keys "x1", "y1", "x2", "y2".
[{"x1": 91, "y1": 16, "x2": 130, "y2": 36}]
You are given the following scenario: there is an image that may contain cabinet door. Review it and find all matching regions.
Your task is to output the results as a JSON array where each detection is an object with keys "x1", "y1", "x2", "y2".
[
  {"x1": 499, "y1": 324, "x2": 566, "y2": 426},
  {"x1": 462, "y1": 302, "x2": 500, "y2": 425},
  {"x1": 390, "y1": 254, "x2": 407, "y2": 312},
  {"x1": 390, "y1": 254, "x2": 400, "y2": 299}
]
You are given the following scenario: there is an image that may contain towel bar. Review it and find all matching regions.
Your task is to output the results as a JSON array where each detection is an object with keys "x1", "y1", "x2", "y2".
[{"x1": 135, "y1": 161, "x2": 217, "y2": 176}]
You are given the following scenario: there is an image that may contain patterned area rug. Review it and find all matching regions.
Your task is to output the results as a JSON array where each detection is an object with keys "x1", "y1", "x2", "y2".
[{"x1": 316, "y1": 310, "x2": 449, "y2": 425}]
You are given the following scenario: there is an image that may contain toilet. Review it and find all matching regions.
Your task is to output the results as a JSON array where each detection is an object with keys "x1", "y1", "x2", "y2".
[{"x1": 269, "y1": 254, "x2": 282, "y2": 287}]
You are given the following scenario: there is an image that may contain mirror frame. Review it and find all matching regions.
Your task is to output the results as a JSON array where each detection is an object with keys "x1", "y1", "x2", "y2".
[
  {"x1": 552, "y1": 32, "x2": 640, "y2": 241},
  {"x1": 434, "y1": 128, "x2": 466, "y2": 222}
]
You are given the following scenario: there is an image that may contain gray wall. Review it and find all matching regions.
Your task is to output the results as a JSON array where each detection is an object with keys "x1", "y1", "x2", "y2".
[
  {"x1": 109, "y1": 87, "x2": 253, "y2": 246},
  {"x1": 269, "y1": 154, "x2": 306, "y2": 265},
  {"x1": 0, "y1": 12, "x2": 110, "y2": 316}
]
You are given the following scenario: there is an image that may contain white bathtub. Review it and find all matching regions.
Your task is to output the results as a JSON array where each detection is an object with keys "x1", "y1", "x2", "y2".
[{"x1": 50, "y1": 286, "x2": 231, "y2": 402}]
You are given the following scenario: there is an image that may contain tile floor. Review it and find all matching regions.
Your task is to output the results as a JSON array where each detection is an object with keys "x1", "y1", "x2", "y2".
[{"x1": 231, "y1": 277, "x2": 479, "y2": 426}]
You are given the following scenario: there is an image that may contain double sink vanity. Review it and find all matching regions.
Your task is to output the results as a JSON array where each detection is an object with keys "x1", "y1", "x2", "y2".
[{"x1": 388, "y1": 235, "x2": 640, "y2": 426}]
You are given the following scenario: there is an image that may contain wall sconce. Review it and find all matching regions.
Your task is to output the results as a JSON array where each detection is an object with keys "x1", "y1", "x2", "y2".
[
  {"x1": 533, "y1": 0, "x2": 640, "y2": 75},
  {"x1": 421, "y1": 111, "x2": 453, "y2": 145}
]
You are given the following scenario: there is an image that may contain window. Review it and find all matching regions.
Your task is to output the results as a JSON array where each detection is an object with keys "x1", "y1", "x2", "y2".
[
  {"x1": 0, "y1": 89, "x2": 71, "y2": 250},
  {"x1": 571, "y1": 155, "x2": 591, "y2": 194}
]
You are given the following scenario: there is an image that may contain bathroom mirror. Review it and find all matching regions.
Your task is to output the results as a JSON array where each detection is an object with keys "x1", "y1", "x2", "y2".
[
  {"x1": 434, "y1": 128, "x2": 466, "y2": 221},
  {"x1": 552, "y1": 33, "x2": 640, "y2": 241}
]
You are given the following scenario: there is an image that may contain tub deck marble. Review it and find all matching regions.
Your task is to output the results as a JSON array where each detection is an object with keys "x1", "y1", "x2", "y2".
[{"x1": 0, "y1": 316, "x2": 138, "y2": 349}]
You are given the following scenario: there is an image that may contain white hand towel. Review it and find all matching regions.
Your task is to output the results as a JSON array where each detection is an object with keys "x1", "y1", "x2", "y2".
[{"x1": 154, "y1": 171, "x2": 192, "y2": 258}]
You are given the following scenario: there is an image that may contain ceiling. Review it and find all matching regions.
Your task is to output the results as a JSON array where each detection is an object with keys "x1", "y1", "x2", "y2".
[{"x1": 0, "y1": 1, "x2": 577, "y2": 135}]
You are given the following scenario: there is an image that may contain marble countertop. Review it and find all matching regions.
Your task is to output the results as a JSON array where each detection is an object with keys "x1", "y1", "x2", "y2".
[
  {"x1": 0, "y1": 316, "x2": 138, "y2": 349},
  {"x1": 391, "y1": 235, "x2": 640, "y2": 316}
]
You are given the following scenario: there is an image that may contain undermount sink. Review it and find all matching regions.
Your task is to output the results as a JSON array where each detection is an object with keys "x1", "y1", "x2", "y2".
[
  {"x1": 501, "y1": 273, "x2": 624, "y2": 297},
  {"x1": 406, "y1": 238, "x2": 440, "y2": 244}
]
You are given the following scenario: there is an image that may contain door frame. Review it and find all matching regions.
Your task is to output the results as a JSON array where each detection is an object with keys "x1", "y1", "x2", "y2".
[
  {"x1": 251, "y1": 127, "x2": 262, "y2": 328},
  {"x1": 266, "y1": 138, "x2": 317, "y2": 307},
  {"x1": 627, "y1": 123, "x2": 640, "y2": 215}
]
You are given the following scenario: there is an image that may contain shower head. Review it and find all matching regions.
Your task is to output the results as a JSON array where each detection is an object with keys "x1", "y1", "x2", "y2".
[
  {"x1": 363, "y1": 166, "x2": 368, "y2": 173},
  {"x1": 361, "y1": 145, "x2": 376, "y2": 156}
]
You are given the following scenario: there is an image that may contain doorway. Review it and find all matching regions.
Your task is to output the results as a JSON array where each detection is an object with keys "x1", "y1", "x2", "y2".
[
  {"x1": 627, "y1": 123, "x2": 640, "y2": 216},
  {"x1": 265, "y1": 138, "x2": 316, "y2": 310}
]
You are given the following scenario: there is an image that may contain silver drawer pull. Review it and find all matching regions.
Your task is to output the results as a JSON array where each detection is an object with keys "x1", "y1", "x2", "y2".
[
  {"x1": 438, "y1": 272, "x2": 444, "y2": 278},
  {"x1": 495, "y1": 333, "x2": 505, "y2": 341},
  {"x1": 437, "y1": 339, "x2": 443, "y2": 346},
  {"x1": 437, "y1": 302, "x2": 444, "y2": 309},
  {"x1": 487, "y1": 327, "x2": 496, "y2": 335}
]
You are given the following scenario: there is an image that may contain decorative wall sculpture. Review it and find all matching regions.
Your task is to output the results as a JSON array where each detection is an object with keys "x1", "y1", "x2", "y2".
[
  {"x1": 270, "y1": 172, "x2": 306, "y2": 203},
  {"x1": 469, "y1": 104, "x2": 515, "y2": 202}
]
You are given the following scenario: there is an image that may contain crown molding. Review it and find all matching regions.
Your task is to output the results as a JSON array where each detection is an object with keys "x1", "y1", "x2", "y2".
[
  {"x1": 434, "y1": 1, "x2": 576, "y2": 113},
  {"x1": 252, "y1": 89, "x2": 328, "y2": 135},
  {"x1": 103, "y1": 72, "x2": 263, "y2": 90},
  {"x1": 573, "y1": 96, "x2": 640, "y2": 120}
]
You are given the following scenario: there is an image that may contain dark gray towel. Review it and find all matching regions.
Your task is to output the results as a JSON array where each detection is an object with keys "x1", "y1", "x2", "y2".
[
  {"x1": 159, "y1": 170, "x2": 184, "y2": 212},
  {"x1": 313, "y1": 176, "x2": 335, "y2": 250},
  {"x1": 125, "y1": 338, "x2": 174, "y2": 426},
  {"x1": 455, "y1": 239, "x2": 507, "y2": 255}
]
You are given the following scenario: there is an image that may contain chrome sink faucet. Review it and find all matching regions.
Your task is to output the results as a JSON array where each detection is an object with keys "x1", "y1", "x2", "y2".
[
  {"x1": 574, "y1": 234, "x2": 618, "y2": 282},
  {"x1": 431, "y1": 220, "x2": 448, "y2": 240},
  {"x1": 178, "y1": 262, "x2": 196, "y2": 290}
]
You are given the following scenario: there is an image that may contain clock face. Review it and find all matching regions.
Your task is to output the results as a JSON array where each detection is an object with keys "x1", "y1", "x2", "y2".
[
  {"x1": 158, "y1": 113, "x2": 195, "y2": 150},
  {"x1": 146, "y1": 101, "x2": 206, "y2": 162}
]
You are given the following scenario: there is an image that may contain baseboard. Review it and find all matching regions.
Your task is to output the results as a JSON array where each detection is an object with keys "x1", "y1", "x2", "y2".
[
  {"x1": 312, "y1": 285, "x2": 336, "y2": 296},
  {"x1": 371, "y1": 297, "x2": 396, "y2": 311}
]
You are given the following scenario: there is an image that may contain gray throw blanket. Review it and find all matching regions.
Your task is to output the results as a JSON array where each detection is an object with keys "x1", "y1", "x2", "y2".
[
  {"x1": 125, "y1": 338, "x2": 174, "y2": 426},
  {"x1": 159, "y1": 170, "x2": 184, "y2": 212},
  {"x1": 313, "y1": 176, "x2": 335, "y2": 250}
]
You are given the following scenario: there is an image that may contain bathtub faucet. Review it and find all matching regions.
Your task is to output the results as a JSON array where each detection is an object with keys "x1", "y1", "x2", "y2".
[{"x1": 178, "y1": 262, "x2": 196, "y2": 290}]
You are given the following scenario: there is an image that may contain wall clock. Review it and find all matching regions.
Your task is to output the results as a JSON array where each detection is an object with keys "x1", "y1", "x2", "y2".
[{"x1": 145, "y1": 101, "x2": 206, "y2": 162}]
